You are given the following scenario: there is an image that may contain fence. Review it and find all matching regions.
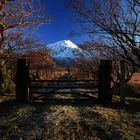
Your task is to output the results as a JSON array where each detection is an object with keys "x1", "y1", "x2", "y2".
[
  {"x1": 15, "y1": 59, "x2": 125, "y2": 104},
  {"x1": 29, "y1": 79, "x2": 98, "y2": 100}
]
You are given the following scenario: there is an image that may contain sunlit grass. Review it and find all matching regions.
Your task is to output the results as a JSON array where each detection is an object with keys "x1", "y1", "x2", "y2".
[{"x1": 0, "y1": 94, "x2": 140, "y2": 139}]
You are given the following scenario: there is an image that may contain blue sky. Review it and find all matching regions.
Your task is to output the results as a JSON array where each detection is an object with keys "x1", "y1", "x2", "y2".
[{"x1": 36, "y1": 0, "x2": 89, "y2": 45}]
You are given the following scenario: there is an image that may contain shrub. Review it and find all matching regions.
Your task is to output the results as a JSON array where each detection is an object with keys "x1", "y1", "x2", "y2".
[{"x1": 125, "y1": 83, "x2": 140, "y2": 98}]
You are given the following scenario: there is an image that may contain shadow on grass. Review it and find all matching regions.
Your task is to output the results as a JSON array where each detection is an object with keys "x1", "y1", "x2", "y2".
[
  {"x1": 124, "y1": 98, "x2": 140, "y2": 113},
  {"x1": 1, "y1": 95, "x2": 139, "y2": 116},
  {"x1": 0, "y1": 99, "x2": 24, "y2": 116},
  {"x1": 108, "y1": 97, "x2": 140, "y2": 114},
  {"x1": 30, "y1": 97, "x2": 98, "y2": 106},
  {"x1": 0, "y1": 95, "x2": 139, "y2": 139}
]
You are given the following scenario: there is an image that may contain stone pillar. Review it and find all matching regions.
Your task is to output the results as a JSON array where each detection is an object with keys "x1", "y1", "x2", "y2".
[
  {"x1": 16, "y1": 59, "x2": 29, "y2": 101},
  {"x1": 98, "y1": 60, "x2": 113, "y2": 104}
]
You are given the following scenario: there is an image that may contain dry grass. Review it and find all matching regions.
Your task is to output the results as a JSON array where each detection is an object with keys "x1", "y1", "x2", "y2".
[{"x1": 0, "y1": 95, "x2": 140, "y2": 140}]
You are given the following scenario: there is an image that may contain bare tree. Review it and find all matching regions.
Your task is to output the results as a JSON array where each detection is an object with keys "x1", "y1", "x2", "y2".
[
  {"x1": 73, "y1": 40, "x2": 134, "y2": 86},
  {"x1": 0, "y1": 0, "x2": 51, "y2": 53},
  {"x1": 25, "y1": 50, "x2": 54, "y2": 80},
  {"x1": 73, "y1": 42, "x2": 101, "y2": 79},
  {"x1": 4, "y1": 30, "x2": 53, "y2": 80},
  {"x1": 5, "y1": 29, "x2": 46, "y2": 56},
  {"x1": 0, "y1": 0, "x2": 51, "y2": 91},
  {"x1": 73, "y1": 41, "x2": 118, "y2": 79},
  {"x1": 68, "y1": 0, "x2": 140, "y2": 67}
]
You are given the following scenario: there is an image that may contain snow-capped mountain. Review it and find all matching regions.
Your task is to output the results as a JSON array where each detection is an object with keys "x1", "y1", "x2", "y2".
[{"x1": 47, "y1": 40, "x2": 81, "y2": 59}]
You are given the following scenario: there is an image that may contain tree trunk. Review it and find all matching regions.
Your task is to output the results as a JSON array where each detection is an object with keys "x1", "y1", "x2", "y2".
[{"x1": 0, "y1": 60, "x2": 15, "y2": 93}]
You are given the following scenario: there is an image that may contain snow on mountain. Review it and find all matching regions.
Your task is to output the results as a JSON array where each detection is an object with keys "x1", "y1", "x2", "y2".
[{"x1": 47, "y1": 40, "x2": 82, "y2": 59}]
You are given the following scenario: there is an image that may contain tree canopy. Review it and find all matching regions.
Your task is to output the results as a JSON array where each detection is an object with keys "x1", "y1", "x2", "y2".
[
  {"x1": 68, "y1": 0, "x2": 140, "y2": 67},
  {"x1": 0, "y1": 0, "x2": 51, "y2": 51}
]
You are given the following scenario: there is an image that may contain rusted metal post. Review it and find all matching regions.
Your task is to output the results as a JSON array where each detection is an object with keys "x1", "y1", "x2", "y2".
[
  {"x1": 98, "y1": 60, "x2": 113, "y2": 104},
  {"x1": 16, "y1": 59, "x2": 29, "y2": 101},
  {"x1": 120, "y1": 60, "x2": 125, "y2": 104}
]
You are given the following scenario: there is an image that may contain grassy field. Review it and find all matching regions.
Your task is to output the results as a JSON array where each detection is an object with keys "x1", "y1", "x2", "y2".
[{"x1": 0, "y1": 94, "x2": 140, "y2": 140}]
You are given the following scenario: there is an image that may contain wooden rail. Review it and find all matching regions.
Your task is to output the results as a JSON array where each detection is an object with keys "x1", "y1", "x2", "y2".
[
  {"x1": 29, "y1": 79, "x2": 98, "y2": 100},
  {"x1": 31, "y1": 79, "x2": 98, "y2": 82}
]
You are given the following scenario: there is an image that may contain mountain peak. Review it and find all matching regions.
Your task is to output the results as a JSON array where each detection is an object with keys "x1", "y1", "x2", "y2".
[
  {"x1": 47, "y1": 40, "x2": 81, "y2": 59},
  {"x1": 48, "y1": 40, "x2": 79, "y2": 49}
]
